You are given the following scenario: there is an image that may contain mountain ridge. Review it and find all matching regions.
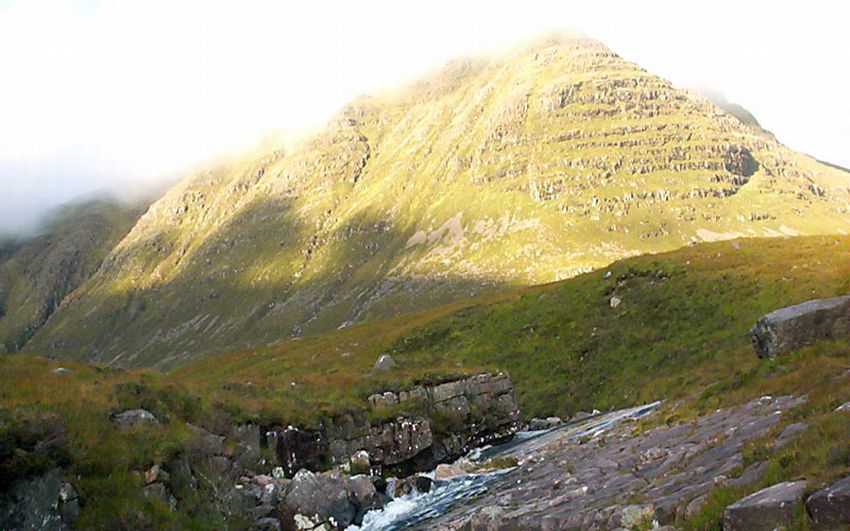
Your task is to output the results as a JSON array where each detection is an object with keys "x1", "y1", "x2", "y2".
[{"x1": 22, "y1": 32, "x2": 850, "y2": 368}]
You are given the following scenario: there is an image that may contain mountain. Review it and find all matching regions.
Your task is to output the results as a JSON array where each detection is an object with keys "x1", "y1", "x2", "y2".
[
  {"x1": 0, "y1": 200, "x2": 142, "y2": 352},
  {"x1": 24, "y1": 32, "x2": 850, "y2": 368}
]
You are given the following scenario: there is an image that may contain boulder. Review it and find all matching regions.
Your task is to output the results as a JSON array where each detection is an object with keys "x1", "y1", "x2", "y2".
[
  {"x1": 388, "y1": 475, "x2": 432, "y2": 498},
  {"x1": 806, "y1": 476, "x2": 850, "y2": 529},
  {"x1": 749, "y1": 295, "x2": 850, "y2": 358},
  {"x1": 278, "y1": 470, "x2": 383, "y2": 529},
  {"x1": 530, "y1": 417, "x2": 562, "y2": 430},
  {"x1": 373, "y1": 353, "x2": 397, "y2": 371},
  {"x1": 722, "y1": 481, "x2": 807, "y2": 531},
  {"x1": 111, "y1": 408, "x2": 159, "y2": 427},
  {"x1": 434, "y1": 463, "x2": 467, "y2": 480}
]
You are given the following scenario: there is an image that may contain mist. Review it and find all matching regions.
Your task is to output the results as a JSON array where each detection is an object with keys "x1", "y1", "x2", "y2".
[{"x1": 1, "y1": 0, "x2": 848, "y2": 237}]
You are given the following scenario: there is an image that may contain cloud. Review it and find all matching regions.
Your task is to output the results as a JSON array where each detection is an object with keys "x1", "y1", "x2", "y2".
[{"x1": 0, "y1": 0, "x2": 847, "y2": 235}]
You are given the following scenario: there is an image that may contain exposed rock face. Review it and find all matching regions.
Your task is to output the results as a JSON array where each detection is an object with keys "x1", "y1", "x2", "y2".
[
  {"x1": 277, "y1": 469, "x2": 382, "y2": 530},
  {"x1": 424, "y1": 395, "x2": 806, "y2": 529},
  {"x1": 272, "y1": 373, "x2": 519, "y2": 478},
  {"x1": 0, "y1": 468, "x2": 77, "y2": 530},
  {"x1": 806, "y1": 476, "x2": 850, "y2": 529},
  {"x1": 722, "y1": 481, "x2": 807, "y2": 531},
  {"x1": 749, "y1": 295, "x2": 850, "y2": 358}
]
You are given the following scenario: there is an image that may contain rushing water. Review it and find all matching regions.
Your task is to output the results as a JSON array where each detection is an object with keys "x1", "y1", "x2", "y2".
[{"x1": 347, "y1": 401, "x2": 661, "y2": 531}]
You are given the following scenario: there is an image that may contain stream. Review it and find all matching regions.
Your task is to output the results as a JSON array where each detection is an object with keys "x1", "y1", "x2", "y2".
[{"x1": 348, "y1": 401, "x2": 661, "y2": 530}]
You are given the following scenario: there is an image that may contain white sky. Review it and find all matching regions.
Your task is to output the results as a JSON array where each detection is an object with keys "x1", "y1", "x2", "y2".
[{"x1": 0, "y1": 0, "x2": 848, "y2": 235}]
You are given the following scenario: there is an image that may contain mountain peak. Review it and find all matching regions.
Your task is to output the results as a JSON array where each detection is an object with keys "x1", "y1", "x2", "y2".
[{"x1": 16, "y1": 35, "x2": 850, "y2": 368}]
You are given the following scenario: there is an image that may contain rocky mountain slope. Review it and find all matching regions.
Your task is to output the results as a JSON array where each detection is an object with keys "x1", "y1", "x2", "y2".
[
  {"x1": 0, "y1": 200, "x2": 142, "y2": 352},
  {"x1": 24, "y1": 32, "x2": 850, "y2": 368}
]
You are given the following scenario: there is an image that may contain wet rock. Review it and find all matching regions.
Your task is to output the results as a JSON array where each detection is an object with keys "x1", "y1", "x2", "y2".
[
  {"x1": 373, "y1": 353, "x2": 397, "y2": 371},
  {"x1": 749, "y1": 295, "x2": 850, "y2": 358},
  {"x1": 529, "y1": 416, "x2": 562, "y2": 431},
  {"x1": 413, "y1": 475, "x2": 433, "y2": 493},
  {"x1": 389, "y1": 475, "x2": 432, "y2": 497},
  {"x1": 424, "y1": 396, "x2": 806, "y2": 529},
  {"x1": 278, "y1": 470, "x2": 383, "y2": 529},
  {"x1": 435, "y1": 463, "x2": 467, "y2": 480},
  {"x1": 806, "y1": 475, "x2": 850, "y2": 529},
  {"x1": 111, "y1": 408, "x2": 159, "y2": 426},
  {"x1": 722, "y1": 481, "x2": 807, "y2": 531}
]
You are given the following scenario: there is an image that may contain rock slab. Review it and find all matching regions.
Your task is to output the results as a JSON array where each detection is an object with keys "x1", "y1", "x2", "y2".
[
  {"x1": 749, "y1": 295, "x2": 850, "y2": 358},
  {"x1": 722, "y1": 481, "x2": 807, "y2": 531},
  {"x1": 806, "y1": 476, "x2": 850, "y2": 529}
]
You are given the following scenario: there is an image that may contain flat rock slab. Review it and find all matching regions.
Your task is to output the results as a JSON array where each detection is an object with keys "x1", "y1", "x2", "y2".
[
  {"x1": 750, "y1": 295, "x2": 850, "y2": 358},
  {"x1": 723, "y1": 481, "x2": 807, "y2": 531},
  {"x1": 807, "y1": 475, "x2": 850, "y2": 529},
  {"x1": 418, "y1": 395, "x2": 805, "y2": 530}
]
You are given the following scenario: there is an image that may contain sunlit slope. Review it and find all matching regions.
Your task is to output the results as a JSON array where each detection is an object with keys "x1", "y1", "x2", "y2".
[
  {"x1": 28, "y1": 33, "x2": 850, "y2": 368},
  {"x1": 173, "y1": 235, "x2": 850, "y2": 424}
]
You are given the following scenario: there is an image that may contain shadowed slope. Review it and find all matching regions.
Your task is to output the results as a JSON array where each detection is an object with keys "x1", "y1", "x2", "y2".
[{"x1": 0, "y1": 200, "x2": 142, "y2": 352}]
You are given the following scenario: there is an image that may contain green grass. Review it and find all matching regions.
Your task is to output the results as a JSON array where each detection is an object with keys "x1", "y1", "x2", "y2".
[
  {"x1": 0, "y1": 356, "x2": 228, "y2": 528},
  {"x1": 174, "y1": 235, "x2": 850, "y2": 423},
  {"x1": 4, "y1": 234, "x2": 850, "y2": 526}
]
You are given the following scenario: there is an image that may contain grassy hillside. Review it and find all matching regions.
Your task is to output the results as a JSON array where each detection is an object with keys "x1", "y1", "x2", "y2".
[
  {"x1": 171, "y1": 235, "x2": 850, "y2": 423},
  {"x1": 5, "y1": 235, "x2": 850, "y2": 527},
  {"x1": 0, "y1": 200, "x2": 142, "y2": 352},
  {"x1": 25, "y1": 33, "x2": 850, "y2": 369}
]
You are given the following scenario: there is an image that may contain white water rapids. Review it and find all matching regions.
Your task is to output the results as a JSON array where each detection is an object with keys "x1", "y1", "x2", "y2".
[{"x1": 347, "y1": 401, "x2": 661, "y2": 530}]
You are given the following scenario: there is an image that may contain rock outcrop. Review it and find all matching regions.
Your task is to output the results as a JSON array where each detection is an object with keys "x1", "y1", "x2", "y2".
[
  {"x1": 111, "y1": 408, "x2": 159, "y2": 427},
  {"x1": 271, "y1": 372, "x2": 519, "y2": 477},
  {"x1": 722, "y1": 481, "x2": 808, "y2": 531},
  {"x1": 806, "y1": 475, "x2": 850, "y2": 529},
  {"x1": 424, "y1": 395, "x2": 807, "y2": 529},
  {"x1": 0, "y1": 468, "x2": 78, "y2": 530},
  {"x1": 749, "y1": 295, "x2": 850, "y2": 358},
  {"x1": 276, "y1": 469, "x2": 382, "y2": 530}
]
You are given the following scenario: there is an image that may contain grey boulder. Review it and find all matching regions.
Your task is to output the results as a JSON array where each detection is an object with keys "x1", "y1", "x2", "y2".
[
  {"x1": 111, "y1": 408, "x2": 159, "y2": 427},
  {"x1": 806, "y1": 476, "x2": 850, "y2": 529},
  {"x1": 749, "y1": 295, "x2": 850, "y2": 358},
  {"x1": 722, "y1": 481, "x2": 807, "y2": 531},
  {"x1": 278, "y1": 470, "x2": 383, "y2": 529},
  {"x1": 373, "y1": 353, "x2": 397, "y2": 371}
]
